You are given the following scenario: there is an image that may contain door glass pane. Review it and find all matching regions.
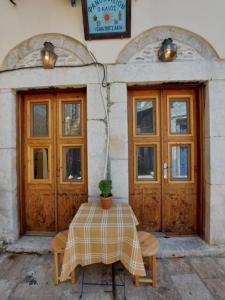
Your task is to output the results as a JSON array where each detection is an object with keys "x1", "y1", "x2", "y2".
[
  {"x1": 171, "y1": 145, "x2": 190, "y2": 180},
  {"x1": 63, "y1": 147, "x2": 82, "y2": 181},
  {"x1": 136, "y1": 100, "x2": 155, "y2": 134},
  {"x1": 31, "y1": 104, "x2": 48, "y2": 136},
  {"x1": 63, "y1": 103, "x2": 81, "y2": 136},
  {"x1": 136, "y1": 146, "x2": 156, "y2": 181},
  {"x1": 170, "y1": 99, "x2": 189, "y2": 134},
  {"x1": 33, "y1": 148, "x2": 48, "y2": 180}
]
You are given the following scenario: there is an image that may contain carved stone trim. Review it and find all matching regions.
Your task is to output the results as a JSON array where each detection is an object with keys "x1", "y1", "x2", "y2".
[
  {"x1": 117, "y1": 26, "x2": 219, "y2": 63},
  {"x1": 2, "y1": 33, "x2": 93, "y2": 69}
]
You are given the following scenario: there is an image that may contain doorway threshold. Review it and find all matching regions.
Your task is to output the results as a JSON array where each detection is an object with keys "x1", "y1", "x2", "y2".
[
  {"x1": 6, "y1": 235, "x2": 52, "y2": 254},
  {"x1": 157, "y1": 236, "x2": 225, "y2": 257},
  {"x1": 5, "y1": 236, "x2": 225, "y2": 257}
]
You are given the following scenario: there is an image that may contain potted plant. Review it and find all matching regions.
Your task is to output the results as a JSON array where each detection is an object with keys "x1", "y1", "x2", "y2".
[{"x1": 99, "y1": 179, "x2": 112, "y2": 209}]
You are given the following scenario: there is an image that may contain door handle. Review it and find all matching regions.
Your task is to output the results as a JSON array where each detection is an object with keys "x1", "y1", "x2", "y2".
[
  {"x1": 56, "y1": 167, "x2": 61, "y2": 177},
  {"x1": 163, "y1": 162, "x2": 168, "y2": 179}
]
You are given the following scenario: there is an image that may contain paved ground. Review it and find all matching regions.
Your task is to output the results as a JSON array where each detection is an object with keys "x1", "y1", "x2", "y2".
[{"x1": 0, "y1": 253, "x2": 225, "y2": 300}]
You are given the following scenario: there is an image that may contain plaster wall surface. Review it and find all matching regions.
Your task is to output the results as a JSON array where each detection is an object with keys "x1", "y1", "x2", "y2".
[
  {"x1": 0, "y1": 0, "x2": 225, "y2": 64},
  {"x1": 0, "y1": 4, "x2": 225, "y2": 245}
]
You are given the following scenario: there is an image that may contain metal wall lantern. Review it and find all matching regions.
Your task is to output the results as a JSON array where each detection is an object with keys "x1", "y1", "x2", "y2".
[
  {"x1": 158, "y1": 38, "x2": 177, "y2": 62},
  {"x1": 41, "y1": 42, "x2": 57, "y2": 69}
]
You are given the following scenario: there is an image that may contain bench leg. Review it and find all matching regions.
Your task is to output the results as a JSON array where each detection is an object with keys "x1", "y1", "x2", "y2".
[
  {"x1": 151, "y1": 255, "x2": 157, "y2": 288},
  {"x1": 134, "y1": 256, "x2": 157, "y2": 287},
  {"x1": 53, "y1": 252, "x2": 59, "y2": 285},
  {"x1": 134, "y1": 276, "x2": 140, "y2": 286},
  {"x1": 71, "y1": 269, "x2": 76, "y2": 284}
]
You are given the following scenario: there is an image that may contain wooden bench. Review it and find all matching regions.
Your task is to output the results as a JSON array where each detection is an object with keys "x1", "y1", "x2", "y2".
[
  {"x1": 135, "y1": 231, "x2": 159, "y2": 287},
  {"x1": 51, "y1": 230, "x2": 76, "y2": 285}
]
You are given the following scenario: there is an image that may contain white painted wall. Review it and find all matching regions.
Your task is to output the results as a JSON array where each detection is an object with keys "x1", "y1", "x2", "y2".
[{"x1": 0, "y1": 0, "x2": 224, "y2": 63}]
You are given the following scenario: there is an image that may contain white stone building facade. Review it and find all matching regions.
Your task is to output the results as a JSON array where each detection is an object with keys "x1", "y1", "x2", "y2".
[{"x1": 0, "y1": 0, "x2": 225, "y2": 245}]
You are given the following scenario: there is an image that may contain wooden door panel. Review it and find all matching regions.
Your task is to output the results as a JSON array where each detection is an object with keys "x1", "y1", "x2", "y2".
[
  {"x1": 163, "y1": 189, "x2": 197, "y2": 234},
  {"x1": 23, "y1": 94, "x2": 56, "y2": 233},
  {"x1": 130, "y1": 188, "x2": 161, "y2": 231},
  {"x1": 130, "y1": 193, "x2": 142, "y2": 224},
  {"x1": 56, "y1": 93, "x2": 87, "y2": 231},
  {"x1": 142, "y1": 188, "x2": 161, "y2": 231},
  {"x1": 25, "y1": 190, "x2": 55, "y2": 232},
  {"x1": 128, "y1": 90, "x2": 162, "y2": 231},
  {"x1": 57, "y1": 193, "x2": 87, "y2": 231},
  {"x1": 162, "y1": 89, "x2": 198, "y2": 234}
]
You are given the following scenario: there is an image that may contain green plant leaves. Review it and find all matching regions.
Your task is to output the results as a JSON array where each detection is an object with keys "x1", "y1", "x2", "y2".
[{"x1": 98, "y1": 180, "x2": 112, "y2": 197}]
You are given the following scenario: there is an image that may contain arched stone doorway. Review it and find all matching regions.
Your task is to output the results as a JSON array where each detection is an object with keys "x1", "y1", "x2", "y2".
[
  {"x1": 1, "y1": 33, "x2": 93, "y2": 69},
  {"x1": 117, "y1": 26, "x2": 219, "y2": 63}
]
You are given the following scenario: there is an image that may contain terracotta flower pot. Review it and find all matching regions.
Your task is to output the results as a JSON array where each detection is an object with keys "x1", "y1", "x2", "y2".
[{"x1": 100, "y1": 194, "x2": 112, "y2": 209}]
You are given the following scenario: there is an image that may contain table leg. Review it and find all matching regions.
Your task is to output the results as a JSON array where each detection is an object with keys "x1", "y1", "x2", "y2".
[
  {"x1": 79, "y1": 264, "x2": 126, "y2": 299},
  {"x1": 112, "y1": 263, "x2": 116, "y2": 300},
  {"x1": 79, "y1": 268, "x2": 84, "y2": 299}
]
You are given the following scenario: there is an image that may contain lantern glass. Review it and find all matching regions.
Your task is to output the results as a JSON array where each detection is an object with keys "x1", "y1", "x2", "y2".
[
  {"x1": 41, "y1": 42, "x2": 57, "y2": 69},
  {"x1": 158, "y1": 38, "x2": 177, "y2": 62}
]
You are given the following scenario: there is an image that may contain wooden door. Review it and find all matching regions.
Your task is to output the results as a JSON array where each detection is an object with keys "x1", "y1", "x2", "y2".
[
  {"x1": 128, "y1": 88, "x2": 199, "y2": 235},
  {"x1": 22, "y1": 91, "x2": 87, "y2": 234}
]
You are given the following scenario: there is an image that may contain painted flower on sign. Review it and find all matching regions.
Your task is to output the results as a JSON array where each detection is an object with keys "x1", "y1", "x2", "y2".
[{"x1": 104, "y1": 13, "x2": 110, "y2": 22}]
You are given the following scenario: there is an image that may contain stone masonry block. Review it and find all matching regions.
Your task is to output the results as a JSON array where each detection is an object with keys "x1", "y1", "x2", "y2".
[
  {"x1": 109, "y1": 102, "x2": 128, "y2": 160},
  {"x1": 88, "y1": 154, "x2": 106, "y2": 198},
  {"x1": 87, "y1": 84, "x2": 106, "y2": 120},
  {"x1": 204, "y1": 183, "x2": 211, "y2": 243},
  {"x1": 111, "y1": 159, "x2": 128, "y2": 199},
  {"x1": 206, "y1": 80, "x2": 225, "y2": 138},
  {"x1": 205, "y1": 82, "x2": 210, "y2": 139},
  {"x1": 205, "y1": 138, "x2": 210, "y2": 184},
  {"x1": 107, "y1": 61, "x2": 210, "y2": 84},
  {"x1": 0, "y1": 67, "x2": 99, "y2": 89},
  {"x1": 87, "y1": 120, "x2": 106, "y2": 197},
  {"x1": 0, "y1": 89, "x2": 16, "y2": 148},
  {"x1": 110, "y1": 83, "x2": 127, "y2": 103},
  {"x1": 209, "y1": 137, "x2": 225, "y2": 185},
  {"x1": 0, "y1": 189, "x2": 18, "y2": 242},
  {"x1": 207, "y1": 184, "x2": 225, "y2": 244},
  {"x1": 0, "y1": 148, "x2": 17, "y2": 192},
  {"x1": 87, "y1": 120, "x2": 106, "y2": 157}
]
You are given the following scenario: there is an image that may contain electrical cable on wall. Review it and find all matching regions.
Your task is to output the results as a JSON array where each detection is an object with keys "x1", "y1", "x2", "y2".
[
  {"x1": 0, "y1": 63, "x2": 107, "y2": 88},
  {"x1": 84, "y1": 42, "x2": 110, "y2": 180}
]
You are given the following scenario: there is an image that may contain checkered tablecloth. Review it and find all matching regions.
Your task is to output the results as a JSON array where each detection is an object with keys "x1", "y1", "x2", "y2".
[{"x1": 60, "y1": 202, "x2": 146, "y2": 281}]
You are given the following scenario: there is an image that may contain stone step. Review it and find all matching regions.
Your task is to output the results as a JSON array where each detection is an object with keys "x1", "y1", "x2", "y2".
[
  {"x1": 6, "y1": 236, "x2": 52, "y2": 254},
  {"x1": 5, "y1": 235, "x2": 225, "y2": 257}
]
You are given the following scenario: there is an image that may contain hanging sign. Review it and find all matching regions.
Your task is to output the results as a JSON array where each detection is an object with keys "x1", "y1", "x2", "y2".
[{"x1": 82, "y1": 0, "x2": 131, "y2": 40}]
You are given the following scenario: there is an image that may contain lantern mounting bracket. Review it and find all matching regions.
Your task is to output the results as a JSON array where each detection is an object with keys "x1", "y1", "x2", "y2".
[
  {"x1": 71, "y1": 0, "x2": 76, "y2": 6},
  {"x1": 9, "y1": 0, "x2": 16, "y2": 5},
  {"x1": 9, "y1": 0, "x2": 77, "y2": 6}
]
